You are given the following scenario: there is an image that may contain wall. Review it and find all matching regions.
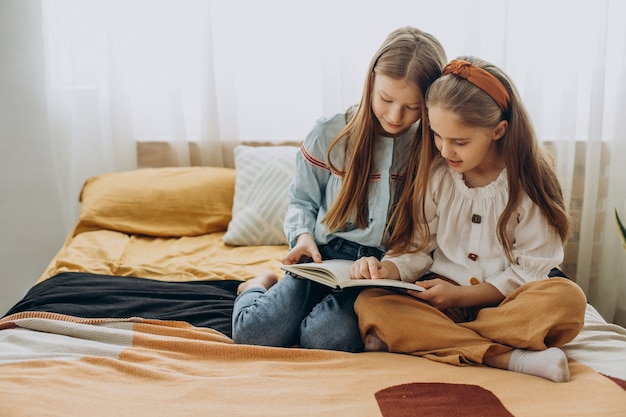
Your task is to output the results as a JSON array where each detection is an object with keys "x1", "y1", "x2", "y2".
[{"x1": 0, "y1": 1, "x2": 66, "y2": 315}]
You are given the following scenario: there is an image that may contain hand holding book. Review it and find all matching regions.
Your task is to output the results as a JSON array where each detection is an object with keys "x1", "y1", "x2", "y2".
[{"x1": 281, "y1": 259, "x2": 425, "y2": 292}]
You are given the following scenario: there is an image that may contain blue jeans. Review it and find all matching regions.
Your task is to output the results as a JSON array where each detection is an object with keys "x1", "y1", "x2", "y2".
[{"x1": 231, "y1": 238, "x2": 384, "y2": 352}]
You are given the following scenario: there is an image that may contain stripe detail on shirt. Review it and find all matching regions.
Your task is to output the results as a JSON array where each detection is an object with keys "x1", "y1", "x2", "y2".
[
  {"x1": 301, "y1": 145, "x2": 333, "y2": 172},
  {"x1": 391, "y1": 173, "x2": 405, "y2": 182},
  {"x1": 301, "y1": 145, "x2": 403, "y2": 182}
]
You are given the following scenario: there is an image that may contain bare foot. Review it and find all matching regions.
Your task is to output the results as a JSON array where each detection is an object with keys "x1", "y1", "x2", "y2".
[
  {"x1": 237, "y1": 271, "x2": 278, "y2": 295},
  {"x1": 364, "y1": 331, "x2": 388, "y2": 352}
]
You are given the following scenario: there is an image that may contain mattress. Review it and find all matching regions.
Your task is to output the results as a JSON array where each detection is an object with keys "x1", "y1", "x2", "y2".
[{"x1": 1, "y1": 164, "x2": 625, "y2": 417}]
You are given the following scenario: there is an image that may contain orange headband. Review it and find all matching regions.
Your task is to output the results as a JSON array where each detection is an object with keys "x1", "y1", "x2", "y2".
[{"x1": 442, "y1": 59, "x2": 511, "y2": 112}]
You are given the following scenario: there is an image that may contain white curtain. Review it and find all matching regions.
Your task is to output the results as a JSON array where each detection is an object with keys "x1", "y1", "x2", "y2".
[{"x1": 1, "y1": 0, "x2": 625, "y2": 325}]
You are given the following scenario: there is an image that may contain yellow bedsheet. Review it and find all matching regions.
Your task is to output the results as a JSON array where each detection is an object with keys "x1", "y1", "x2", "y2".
[{"x1": 39, "y1": 229, "x2": 287, "y2": 283}]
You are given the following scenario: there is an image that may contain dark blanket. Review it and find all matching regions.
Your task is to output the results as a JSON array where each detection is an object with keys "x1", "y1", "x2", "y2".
[{"x1": 3, "y1": 272, "x2": 240, "y2": 338}]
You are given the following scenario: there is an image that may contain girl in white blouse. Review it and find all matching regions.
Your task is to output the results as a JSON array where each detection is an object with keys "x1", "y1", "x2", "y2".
[{"x1": 351, "y1": 57, "x2": 587, "y2": 382}]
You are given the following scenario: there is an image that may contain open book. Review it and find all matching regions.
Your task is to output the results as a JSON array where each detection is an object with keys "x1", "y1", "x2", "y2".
[{"x1": 281, "y1": 259, "x2": 425, "y2": 292}]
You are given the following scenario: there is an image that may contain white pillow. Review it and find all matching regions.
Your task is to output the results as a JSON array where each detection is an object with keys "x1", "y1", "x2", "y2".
[{"x1": 223, "y1": 145, "x2": 299, "y2": 246}]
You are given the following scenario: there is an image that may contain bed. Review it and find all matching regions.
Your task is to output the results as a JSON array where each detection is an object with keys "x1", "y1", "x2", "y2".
[{"x1": 2, "y1": 145, "x2": 626, "y2": 417}]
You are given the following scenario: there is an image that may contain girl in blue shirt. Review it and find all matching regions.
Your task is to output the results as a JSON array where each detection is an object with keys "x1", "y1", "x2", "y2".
[{"x1": 232, "y1": 27, "x2": 447, "y2": 352}]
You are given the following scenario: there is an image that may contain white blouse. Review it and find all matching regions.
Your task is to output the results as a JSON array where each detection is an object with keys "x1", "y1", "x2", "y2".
[{"x1": 385, "y1": 164, "x2": 564, "y2": 297}]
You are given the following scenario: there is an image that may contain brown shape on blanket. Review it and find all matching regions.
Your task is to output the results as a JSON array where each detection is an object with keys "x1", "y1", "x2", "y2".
[
  {"x1": 376, "y1": 382, "x2": 514, "y2": 417},
  {"x1": 605, "y1": 375, "x2": 626, "y2": 391}
]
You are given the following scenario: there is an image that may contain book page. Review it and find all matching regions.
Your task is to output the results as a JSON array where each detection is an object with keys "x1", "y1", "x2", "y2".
[
  {"x1": 281, "y1": 259, "x2": 353, "y2": 288},
  {"x1": 281, "y1": 260, "x2": 425, "y2": 292},
  {"x1": 340, "y1": 278, "x2": 425, "y2": 291}
]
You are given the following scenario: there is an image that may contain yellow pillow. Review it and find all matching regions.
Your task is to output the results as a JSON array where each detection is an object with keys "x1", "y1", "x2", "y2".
[{"x1": 74, "y1": 166, "x2": 236, "y2": 237}]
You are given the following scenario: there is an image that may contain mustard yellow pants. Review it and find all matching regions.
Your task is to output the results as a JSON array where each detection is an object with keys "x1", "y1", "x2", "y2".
[{"x1": 354, "y1": 278, "x2": 587, "y2": 366}]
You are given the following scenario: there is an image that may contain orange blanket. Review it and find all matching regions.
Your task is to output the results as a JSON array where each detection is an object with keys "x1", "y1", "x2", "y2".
[
  {"x1": 1, "y1": 312, "x2": 625, "y2": 417},
  {"x1": 8, "y1": 165, "x2": 623, "y2": 417}
]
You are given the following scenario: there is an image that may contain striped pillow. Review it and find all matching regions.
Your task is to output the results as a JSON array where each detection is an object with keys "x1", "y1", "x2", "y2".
[{"x1": 223, "y1": 145, "x2": 298, "y2": 246}]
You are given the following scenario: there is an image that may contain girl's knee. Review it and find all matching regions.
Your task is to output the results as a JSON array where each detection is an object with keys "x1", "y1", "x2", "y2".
[
  {"x1": 300, "y1": 297, "x2": 363, "y2": 352},
  {"x1": 231, "y1": 311, "x2": 266, "y2": 345},
  {"x1": 232, "y1": 316, "x2": 295, "y2": 347},
  {"x1": 231, "y1": 304, "x2": 297, "y2": 347},
  {"x1": 300, "y1": 321, "x2": 363, "y2": 352},
  {"x1": 541, "y1": 277, "x2": 587, "y2": 317}
]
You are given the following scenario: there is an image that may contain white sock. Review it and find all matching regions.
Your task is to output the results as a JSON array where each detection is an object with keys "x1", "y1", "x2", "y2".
[{"x1": 508, "y1": 347, "x2": 570, "y2": 382}]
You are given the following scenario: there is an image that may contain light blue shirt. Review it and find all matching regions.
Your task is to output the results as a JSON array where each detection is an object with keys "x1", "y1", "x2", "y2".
[{"x1": 284, "y1": 110, "x2": 418, "y2": 250}]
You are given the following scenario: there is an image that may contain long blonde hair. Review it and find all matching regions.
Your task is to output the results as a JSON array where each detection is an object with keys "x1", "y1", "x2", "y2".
[
  {"x1": 323, "y1": 27, "x2": 447, "y2": 248},
  {"x1": 408, "y1": 56, "x2": 569, "y2": 261}
]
